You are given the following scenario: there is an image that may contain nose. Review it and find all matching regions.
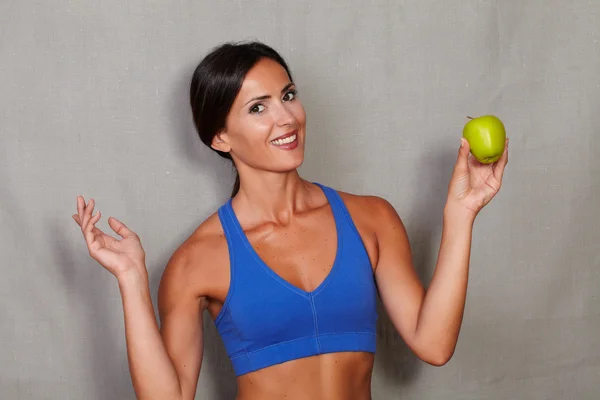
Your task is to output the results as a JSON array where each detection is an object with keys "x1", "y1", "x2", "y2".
[{"x1": 275, "y1": 103, "x2": 296, "y2": 127}]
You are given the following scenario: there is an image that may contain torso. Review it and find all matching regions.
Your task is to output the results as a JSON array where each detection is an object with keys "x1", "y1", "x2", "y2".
[
  {"x1": 236, "y1": 352, "x2": 374, "y2": 400},
  {"x1": 183, "y1": 183, "x2": 382, "y2": 399}
]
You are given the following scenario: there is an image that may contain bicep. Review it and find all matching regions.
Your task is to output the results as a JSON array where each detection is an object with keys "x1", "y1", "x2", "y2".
[
  {"x1": 373, "y1": 198, "x2": 425, "y2": 351},
  {"x1": 158, "y1": 253, "x2": 206, "y2": 400}
]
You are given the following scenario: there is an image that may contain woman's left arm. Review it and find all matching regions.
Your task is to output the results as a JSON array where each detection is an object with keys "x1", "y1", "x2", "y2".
[{"x1": 374, "y1": 137, "x2": 509, "y2": 366}]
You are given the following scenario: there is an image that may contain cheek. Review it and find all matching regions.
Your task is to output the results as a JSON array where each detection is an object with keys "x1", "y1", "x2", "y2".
[{"x1": 231, "y1": 118, "x2": 272, "y2": 148}]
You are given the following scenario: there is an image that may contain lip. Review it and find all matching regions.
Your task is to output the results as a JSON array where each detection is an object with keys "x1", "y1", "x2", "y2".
[{"x1": 270, "y1": 129, "x2": 298, "y2": 142}]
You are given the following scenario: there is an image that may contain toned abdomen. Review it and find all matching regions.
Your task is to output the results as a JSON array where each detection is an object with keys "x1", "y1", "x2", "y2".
[{"x1": 236, "y1": 352, "x2": 375, "y2": 400}]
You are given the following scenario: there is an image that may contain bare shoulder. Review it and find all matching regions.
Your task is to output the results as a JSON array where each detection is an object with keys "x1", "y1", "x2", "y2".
[
  {"x1": 336, "y1": 189, "x2": 401, "y2": 227},
  {"x1": 158, "y1": 211, "x2": 229, "y2": 313}
]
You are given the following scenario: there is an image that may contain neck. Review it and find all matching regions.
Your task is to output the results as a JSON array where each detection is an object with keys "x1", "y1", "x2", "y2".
[{"x1": 232, "y1": 169, "x2": 312, "y2": 224}]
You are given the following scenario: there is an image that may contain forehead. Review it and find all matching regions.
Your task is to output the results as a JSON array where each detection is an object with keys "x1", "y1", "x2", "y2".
[{"x1": 237, "y1": 58, "x2": 291, "y2": 97}]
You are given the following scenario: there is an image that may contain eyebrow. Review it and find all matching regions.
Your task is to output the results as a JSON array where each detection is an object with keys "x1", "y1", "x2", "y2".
[{"x1": 243, "y1": 82, "x2": 295, "y2": 106}]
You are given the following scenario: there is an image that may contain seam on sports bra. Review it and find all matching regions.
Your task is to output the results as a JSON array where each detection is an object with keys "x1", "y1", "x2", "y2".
[
  {"x1": 230, "y1": 335, "x2": 320, "y2": 357},
  {"x1": 309, "y1": 293, "x2": 322, "y2": 351},
  {"x1": 214, "y1": 206, "x2": 237, "y2": 326},
  {"x1": 227, "y1": 331, "x2": 377, "y2": 360},
  {"x1": 227, "y1": 307, "x2": 254, "y2": 370},
  {"x1": 316, "y1": 331, "x2": 377, "y2": 337}
]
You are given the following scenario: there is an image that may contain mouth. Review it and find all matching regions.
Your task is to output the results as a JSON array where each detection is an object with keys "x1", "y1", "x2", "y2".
[{"x1": 270, "y1": 130, "x2": 299, "y2": 147}]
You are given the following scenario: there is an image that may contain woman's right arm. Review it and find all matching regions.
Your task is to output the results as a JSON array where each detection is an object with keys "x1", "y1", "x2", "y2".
[
  {"x1": 119, "y1": 256, "x2": 205, "y2": 400},
  {"x1": 73, "y1": 197, "x2": 204, "y2": 400}
]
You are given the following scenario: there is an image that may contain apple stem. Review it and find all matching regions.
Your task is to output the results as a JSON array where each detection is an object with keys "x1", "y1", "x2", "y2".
[{"x1": 467, "y1": 116, "x2": 474, "y2": 120}]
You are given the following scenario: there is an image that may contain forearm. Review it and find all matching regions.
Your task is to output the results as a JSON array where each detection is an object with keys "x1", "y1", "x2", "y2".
[
  {"x1": 118, "y1": 269, "x2": 183, "y2": 400},
  {"x1": 414, "y1": 203, "x2": 476, "y2": 363}
]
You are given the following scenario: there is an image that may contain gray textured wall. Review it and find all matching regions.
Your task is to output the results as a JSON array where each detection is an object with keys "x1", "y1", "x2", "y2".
[{"x1": 1, "y1": 1, "x2": 599, "y2": 399}]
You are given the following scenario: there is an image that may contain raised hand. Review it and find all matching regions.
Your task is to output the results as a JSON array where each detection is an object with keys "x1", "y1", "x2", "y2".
[
  {"x1": 73, "y1": 196, "x2": 146, "y2": 280},
  {"x1": 447, "y1": 137, "x2": 509, "y2": 216}
]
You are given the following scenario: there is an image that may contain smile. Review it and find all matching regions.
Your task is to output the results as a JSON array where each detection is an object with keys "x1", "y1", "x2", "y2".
[{"x1": 270, "y1": 134, "x2": 297, "y2": 146}]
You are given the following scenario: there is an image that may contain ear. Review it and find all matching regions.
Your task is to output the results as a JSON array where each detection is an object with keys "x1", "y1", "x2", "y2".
[{"x1": 210, "y1": 130, "x2": 231, "y2": 154}]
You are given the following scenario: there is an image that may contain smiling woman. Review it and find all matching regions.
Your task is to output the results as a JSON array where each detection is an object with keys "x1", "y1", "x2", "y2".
[
  {"x1": 189, "y1": 42, "x2": 305, "y2": 197},
  {"x1": 72, "y1": 40, "x2": 509, "y2": 400}
]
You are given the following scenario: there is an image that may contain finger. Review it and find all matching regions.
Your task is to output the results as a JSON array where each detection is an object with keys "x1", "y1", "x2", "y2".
[
  {"x1": 81, "y1": 198, "x2": 96, "y2": 231},
  {"x1": 108, "y1": 217, "x2": 138, "y2": 240},
  {"x1": 73, "y1": 214, "x2": 104, "y2": 233},
  {"x1": 83, "y1": 210, "x2": 101, "y2": 246},
  {"x1": 74, "y1": 214, "x2": 107, "y2": 239},
  {"x1": 80, "y1": 198, "x2": 90, "y2": 228},
  {"x1": 90, "y1": 210, "x2": 101, "y2": 226},
  {"x1": 453, "y1": 138, "x2": 471, "y2": 177},
  {"x1": 77, "y1": 196, "x2": 85, "y2": 222},
  {"x1": 493, "y1": 138, "x2": 509, "y2": 181}
]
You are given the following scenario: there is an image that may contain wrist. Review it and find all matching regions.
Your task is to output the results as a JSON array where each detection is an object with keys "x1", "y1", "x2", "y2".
[
  {"x1": 443, "y1": 200, "x2": 477, "y2": 226},
  {"x1": 116, "y1": 266, "x2": 149, "y2": 292}
]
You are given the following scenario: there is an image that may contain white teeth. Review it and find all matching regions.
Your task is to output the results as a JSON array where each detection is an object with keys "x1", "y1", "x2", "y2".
[{"x1": 271, "y1": 134, "x2": 297, "y2": 146}]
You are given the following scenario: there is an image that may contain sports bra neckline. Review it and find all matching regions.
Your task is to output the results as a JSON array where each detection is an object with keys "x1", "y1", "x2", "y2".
[{"x1": 222, "y1": 182, "x2": 344, "y2": 297}]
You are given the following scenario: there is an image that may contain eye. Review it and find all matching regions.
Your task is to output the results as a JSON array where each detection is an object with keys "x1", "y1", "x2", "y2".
[
  {"x1": 250, "y1": 104, "x2": 266, "y2": 114},
  {"x1": 282, "y1": 89, "x2": 297, "y2": 102}
]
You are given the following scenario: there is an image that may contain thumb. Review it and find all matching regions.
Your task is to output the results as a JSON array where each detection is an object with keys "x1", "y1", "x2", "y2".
[
  {"x1": 453, "y1": 138, "x2": 470, "y2": 177},
  {"x1": 108, "y1": 217, "x2": 138, "y2": 239}
]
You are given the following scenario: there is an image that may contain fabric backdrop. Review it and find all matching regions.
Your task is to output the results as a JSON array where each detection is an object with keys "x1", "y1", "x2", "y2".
[{"x1": 1, "y1": 1, "x2": 599, "y2": 399}]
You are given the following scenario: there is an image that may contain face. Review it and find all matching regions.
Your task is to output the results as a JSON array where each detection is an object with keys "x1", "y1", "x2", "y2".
[{"x1": 211, "y1": 58, "x2": 306, "y2": 174}]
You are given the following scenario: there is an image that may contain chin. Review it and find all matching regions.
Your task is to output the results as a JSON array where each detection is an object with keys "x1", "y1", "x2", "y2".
[
  {"x1": 288, "y1": 150, "x2": 305, "y2": 169},
  {"x1": 273, "y1": 154, "x2": 304, "y2": 173},
  {"x1": 280, "y1": 158, "x2": 304, "y2": 172}
]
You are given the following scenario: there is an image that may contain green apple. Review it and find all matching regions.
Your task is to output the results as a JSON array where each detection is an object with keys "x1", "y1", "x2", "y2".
[{"x1": 462, "y1": 115, "x2": 506, "y2": 164}]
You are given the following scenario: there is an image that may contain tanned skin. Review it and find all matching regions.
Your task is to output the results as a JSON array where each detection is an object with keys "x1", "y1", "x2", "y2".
[{"x1": 73, "y1": 58, "x2": 508, "y2": 399}]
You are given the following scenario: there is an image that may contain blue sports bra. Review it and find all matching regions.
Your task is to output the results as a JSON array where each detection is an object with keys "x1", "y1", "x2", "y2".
[{"x1": 214, "y1": 183, "x2": 378, "y2": 376}]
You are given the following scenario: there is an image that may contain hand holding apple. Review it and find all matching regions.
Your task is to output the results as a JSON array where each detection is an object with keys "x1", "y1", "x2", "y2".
[{"x1": 446, "y1": 116, "x2": 509, "y2": 216}]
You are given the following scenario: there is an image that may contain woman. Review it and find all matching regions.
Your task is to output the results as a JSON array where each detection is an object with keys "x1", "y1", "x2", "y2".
[{"x1": 72, "y1": 41, "x2": 508, "y2": 400}]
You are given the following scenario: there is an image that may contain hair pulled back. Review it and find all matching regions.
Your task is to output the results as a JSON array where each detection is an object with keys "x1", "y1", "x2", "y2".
[{"x1": 189, "y1": 41, "x2": 293, "y2": 197}]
